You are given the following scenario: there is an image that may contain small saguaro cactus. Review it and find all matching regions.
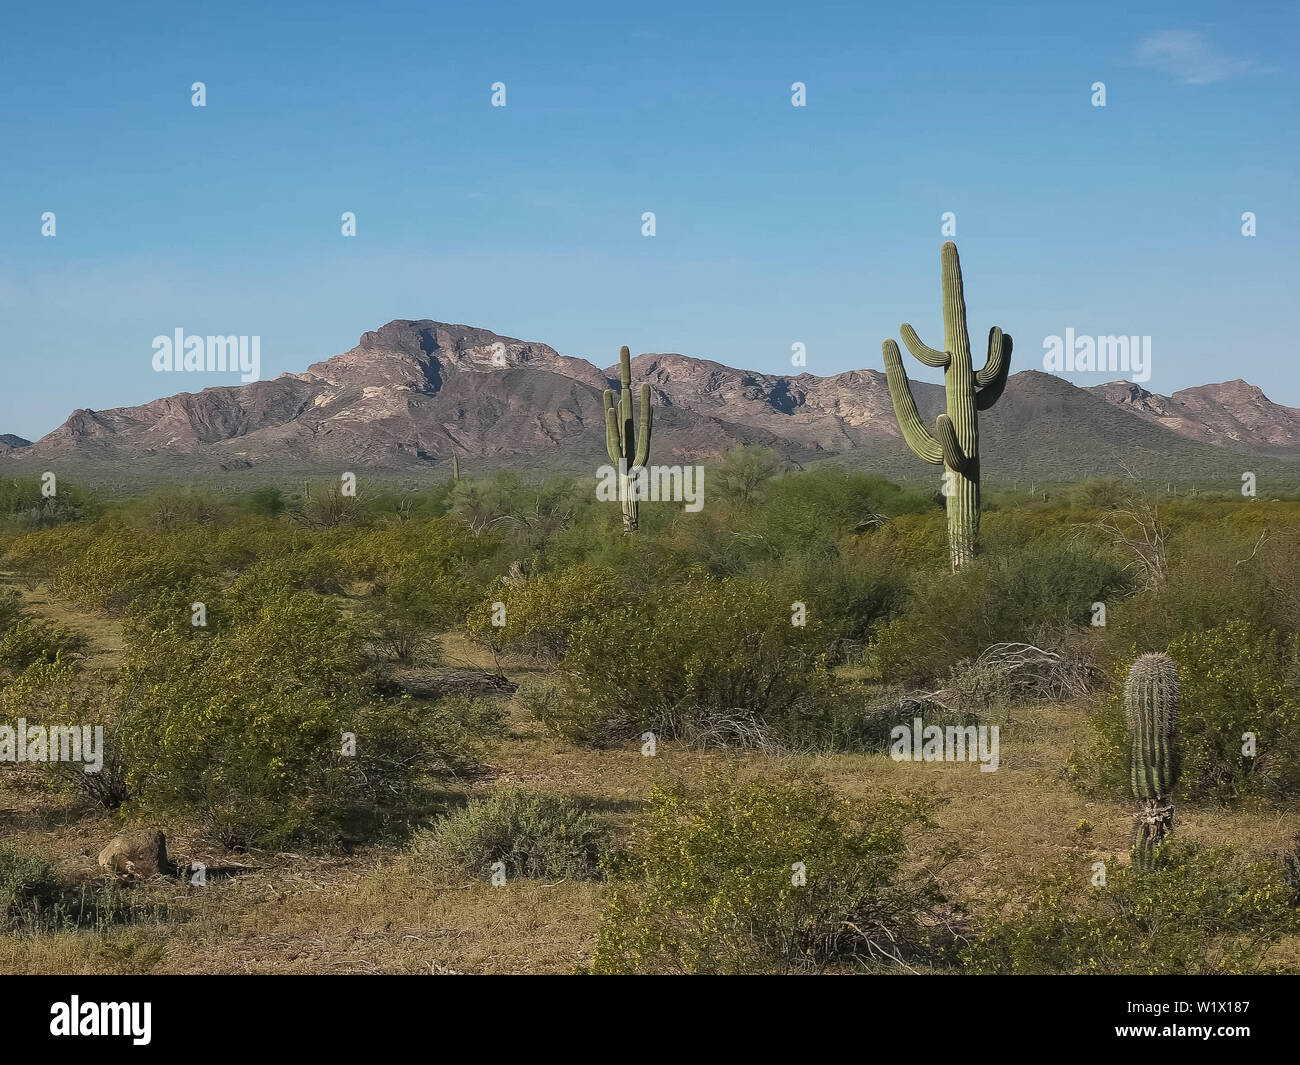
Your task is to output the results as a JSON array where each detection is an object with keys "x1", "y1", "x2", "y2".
[
  {"x1": 882, "y1": 242, "x2": 1012, "y2": 570},
  {"x1": 1125, "y1": 653, "x2": 1182, "y2": 871},
  {"x1": 603, "y1": 345, "x2": 653, "y2": 533}
]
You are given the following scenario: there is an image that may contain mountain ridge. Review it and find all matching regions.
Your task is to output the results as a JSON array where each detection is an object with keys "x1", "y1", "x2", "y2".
[{"x1": 4, "y1": 319, "x2": 1298, "y2": 487}]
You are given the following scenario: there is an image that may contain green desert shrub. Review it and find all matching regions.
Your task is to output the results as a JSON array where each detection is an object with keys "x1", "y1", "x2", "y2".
[
  {"x1": 711, "y1": 445, "x2": 781, "y2": 506},
  {"x1": 117, "y1": 580, "x2": 506, "y2": 846},
  {"x1": 5, "y1": 522, "x2": 101, "y2": 579},
  {"x1": 379, "y1": 566, "x2": 479, "y2": 630},
  {"x1": 0, "y1": 844, "x2": 66, "y2": 932},
  {"x1": 1102, "y1": 535, "x2": 1274, "y2": 656},
  {"x1": 21, "y1": 523, "x2": 217, "y2": 612},
  {"x1": 122, "y1": 577, "x2": 228, "y2": 640},
  {"x1": 0, "y1": 477, "x2": 99, "y2": 529},
  {"x1": 244, "y1": 486, "x2": 287, "y2": 517},
  {"x1": 0, "y1": 655, "x2": 129, "y2": 806},
  {"x1": 868, "y1": 565, "x2": 998, "y2": 686},
  {"x1": 1068, "y1": 478, "x2": 1125, "y2": 510},
  {"x1": 234, "y1": 552, "x2": 344, "y2": 597},
  {"x1": 1170, "y1": 621, "x2": 1300, "y2": 800},
  {"x1": 547, "y1": 575, "x2": 841, "y2": 746},
  {"x1": 415, "y1": 695, "x2": 510, "y2": 773},
  {"x1": 964, "y1": 843, "x2": 1300, "y2": 974},
  {"x1": 0, "y1": 589, "x2": 24, "y2": 631},
  {"x1": 590, "y1": 767, "x2": 953, "y2": 974},
  {"x1": 748, "y1": 467, "x2": 930, "y2": 559},
  {"x1": 0, "y1": 617, "x2": 86, "y2": 671},
  {"x1": 762, "y1": 555, "x2": 909, "y2": 653},
  {"x1": 117, "y1": 589, "x2": 372, "y2": 847},
  {"x1": 465, "y1": 563, "x2": 624, "y2": 661},
  {"x1": 413, "y1": 786, "x2": 609, "y2": 882},
  {"x1": 869, "y1": 543, "x2": 1127, "y2": 687},
  {"x1": 1071, "y1": 621, "x2": 1300, "y2": 803}
]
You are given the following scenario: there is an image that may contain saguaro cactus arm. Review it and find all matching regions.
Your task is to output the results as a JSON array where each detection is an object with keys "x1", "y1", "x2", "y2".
[
  {"x1": 935, "y1": 414, "x2": 968, "y2": 472},
  {"x1": 899, "y1": 323, "x2": 950, "y2": 368},
  {"x1": 882, "y1": 340, "x2": 943, "y2": 465},
  {"x1": 977, "y1": 326, "x2": 1011, "y2": 387},
  {"x1": 603, "y1": 391, "x2": 621, "y2": 464},
  {"x1": 633, "y1": 383, "x2": 652, "y2": 466},
  {"x1": 975, "y1": 328, "x2": 1012, "y2": 411}
]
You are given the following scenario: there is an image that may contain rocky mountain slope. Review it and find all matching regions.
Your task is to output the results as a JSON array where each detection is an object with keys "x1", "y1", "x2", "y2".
[
  {"x1": 3, "y1": 320, "x2": 1298, "y2": 486},
  {"x1": 1088, "y1": 379, "x2": 1300, "y2": 457}
]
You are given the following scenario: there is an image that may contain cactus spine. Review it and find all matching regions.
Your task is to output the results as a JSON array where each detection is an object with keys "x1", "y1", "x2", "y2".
[
  {"x1": 882, "y1": 242, "x2": 1011, "y2": 570},
  {"x1": 603, "y1": 345, "x2": 653, "y2": 533},
  {"x1": 451, "y1": 453, "x2": 460, "y2": 482},
  {"x1": 1125, "y1": 653, "x2": 1182, "y2": 871}
]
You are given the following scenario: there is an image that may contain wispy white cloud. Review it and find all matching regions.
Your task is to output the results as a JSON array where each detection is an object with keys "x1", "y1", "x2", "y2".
[{"x1": 1133, "y1": 29, "x2": 1267, "y2": 85}]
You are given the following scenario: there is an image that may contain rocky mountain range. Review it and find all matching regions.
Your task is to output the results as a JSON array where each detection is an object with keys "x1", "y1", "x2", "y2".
[
  {"x1": 3, "y1": 319, "x2": 1298, "y2": 486},
  {"x1": 1085, "y1": 379, "x2": 1300, "y2": 457}
]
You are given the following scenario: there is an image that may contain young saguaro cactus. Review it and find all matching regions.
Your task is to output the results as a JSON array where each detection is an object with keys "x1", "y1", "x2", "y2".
[
  {"x1": 603, "y1": 345, "x2": 653, "y2": 533},
  {"x1": 1125, "y1": 653, "x2": 1182, "y2": 871},
  {"x1": 882, "y1": 242, "x2": 1011, "y2": 570}
]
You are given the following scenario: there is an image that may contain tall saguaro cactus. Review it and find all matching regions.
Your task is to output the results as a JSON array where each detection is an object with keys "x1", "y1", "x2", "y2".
[
  {"x1": 603, "y1": 345, "x2": 653, "y2": 533},
  {"x1": 882, "y1": 242, "x2": 1012, "y2": 569},
  {"x1": 1125, "y1": 653, "x2": 1182, "y2": 871}
]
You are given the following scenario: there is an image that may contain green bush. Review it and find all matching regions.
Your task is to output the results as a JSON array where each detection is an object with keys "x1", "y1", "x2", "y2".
[
  {"x1": 412, "y1": 786, "x2": 609, "y2": 882},
  {"x1": 964, "y1": 843, "x2": 1300, "y2": 974},
  {"x1": 0, "y1": 589, "x2": 24, "y2": 631},
  {"x1": 416, "y1": 695, "x2": 509, "y2": 774},
  {"x1": 117, "y1": 588, "x2": 372, "y2": 847},
  {"x1": 549, "y1": 575, "x2": 842, "y2": 746},
  {"x1": 245, "y1": 486, "x2": 287, "y2": 517},
  {"x1": 747, "y1": 467, "x2": 930, "y2": 559},
  {"x1": 13, "y1": 522, "x2": 217, "y2": 612},
  {"x1": 1102, "y1": 535, "x2": 1274, "y2": 655},
  {"x1": 1171, "y1": 621, "x2": 1300, "y2": 800},
  {"x1": 762, "y1": 555, "x2": 909, "y2": 652},
  {"x1": 590, "y1": 767, "x2": 952, "y2": 974},
  {"x1": 712, "y1": 445, "x2": 781, "y2": 506},
  {"x1": 869, "y1": 543, "x2": 1128, "y2": 687},
  {"x1": 1072, "y1": 621, "x2": 1300, "y2": 804},
  {"x1": 0, "y1": 617, "x2": 87, "y2": 671},
  {"x1": 0, "y1": 477, "x2": 99, "y2": 529},
  {"x1": 0, "y1": 655, "x2": 131, "y2": 808},
  {"x1": 0, "y1": 844, "x2": 66, "y2": 932},
  {"x1": 116, "y1": 578, "x2": 508, "y2": 846},
  {"x1": 465, "y1": 563, "x2": 624, "y2": 661}
]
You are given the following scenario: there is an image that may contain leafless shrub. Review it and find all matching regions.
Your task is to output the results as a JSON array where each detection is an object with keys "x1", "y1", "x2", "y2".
[
  {"x1": 914, "y1": 637, "x2": 1102, "y2": 715},
  {"x1": 297, "y1": 481, "x2": 365, "y2": 529},
  {"x1": 654, "y1": 705, "x2": 784, "y2": 754},
  {"x1": 1073, "y1": 465, "x2": 1169, "y2": 591}
]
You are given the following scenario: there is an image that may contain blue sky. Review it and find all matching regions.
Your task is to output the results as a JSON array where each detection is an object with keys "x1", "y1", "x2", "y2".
[{"x1": 1, "y1": 0, "x2": 1296, "y2": 439}]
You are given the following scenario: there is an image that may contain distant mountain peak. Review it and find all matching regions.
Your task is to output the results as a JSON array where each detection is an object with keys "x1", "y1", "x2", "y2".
[
  {"x1": 4, "y1": 318, "x2": 1299, "y2": 481},
  {"x1": 1089, "y1": 377, "x2": 1300, "y2": 456}
]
